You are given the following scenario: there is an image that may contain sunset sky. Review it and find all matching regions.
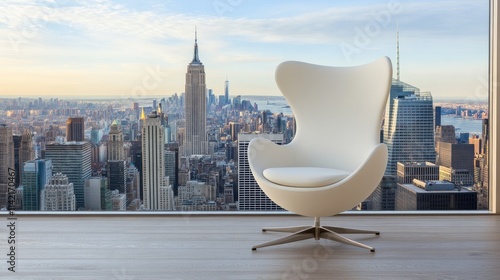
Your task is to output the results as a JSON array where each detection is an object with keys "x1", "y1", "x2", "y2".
[{"x1": 0, "y1": 0, "x2": 489, "y2": 100}]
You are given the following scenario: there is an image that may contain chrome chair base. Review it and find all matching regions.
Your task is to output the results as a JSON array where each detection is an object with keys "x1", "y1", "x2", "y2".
[{"x1": 252, "y1": 217, "x2": 379, "y2": 252}]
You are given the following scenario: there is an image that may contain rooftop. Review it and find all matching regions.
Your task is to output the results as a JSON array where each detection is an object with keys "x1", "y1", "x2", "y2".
[{"x1": 401, "y1": 183, "x2": 474, "y2": 193}]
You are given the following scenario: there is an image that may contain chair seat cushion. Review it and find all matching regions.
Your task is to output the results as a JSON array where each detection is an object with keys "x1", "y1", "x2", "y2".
[{"x1": 263, "y1": 167, "x2": 350, "y2": 188}]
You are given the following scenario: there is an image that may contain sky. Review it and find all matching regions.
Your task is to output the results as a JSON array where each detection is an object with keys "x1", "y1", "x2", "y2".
[{"x1": 0, "y1": 0, "x2": 489, "y2": 100}]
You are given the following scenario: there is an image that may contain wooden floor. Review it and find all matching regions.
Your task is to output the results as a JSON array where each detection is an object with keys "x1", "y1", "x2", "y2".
[{"x1": 1, "y1": 213, "x2": 500, "y2": 280}]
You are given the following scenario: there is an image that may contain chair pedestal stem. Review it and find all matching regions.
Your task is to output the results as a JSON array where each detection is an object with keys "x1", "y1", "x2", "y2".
[{"x1": 252, "y1": 217, "x2": 379, "y2": 252}]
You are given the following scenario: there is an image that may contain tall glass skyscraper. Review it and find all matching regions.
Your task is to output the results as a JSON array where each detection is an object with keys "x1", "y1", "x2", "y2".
[
  {"x1": 45, "y1": 142, "x2": 91, "y2": 209},
  {"x1": 224, "y1": 78, "x2": 229, "y2": 105},
  {"x1": 383, "y1": 79, "x2": 436, "y2": 176},
  {"x1": 22, "y1": 159, "x2": 53, "y2": 210}
]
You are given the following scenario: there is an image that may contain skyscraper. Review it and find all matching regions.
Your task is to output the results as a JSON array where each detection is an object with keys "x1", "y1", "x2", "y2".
[
  {"x1": 437, "y1": 142, "x2": 474, "y2": 172},
  {"x1": 165, "y1": 143, "x2": 179, "y2": 194},
  {"x1": 475, "y1": 118, "x2": 489, "y2": 209},
  {"x1": 482, "y1": 118, "x2": 489, "y2": 154},
  {"x1": 383, "y1": 28, "x2": 436, "y2": 176},
  {"x1": 469, "y1": 134, "x2": 482, "y2": 155},
  {"x1": 90, "y1": 128, "x2": 103, "y2": 145},
  {"x1": 164, "y1": 150, "x2": 176, "y2": 192},
  {"x1": 142, "y1": 111, "x2": 171, "y2": 210},
  {"x1": 224, "y1": 77, "x2": 229, "y2": 105},
  {"x1": 396, "y1": 180, "x2": 476, "y2": 210},
  {"x1": 84, "y1": 177, "x2": 111, "y2": 211},
  {"x1": 229, "y1": 122, "x2": 241, "y2": 141},
  {"x1": 238, "y1": 133, "x2": 283, "y2": 211},
  {"x1": 383, "y1": 80, "x2": 436, "y2": 176},
  {"x1": 107, "y1": 160, "x2": 126, "y2": 193},
  {"x1": 396, "y1": 162, "x2": 439, "y2": 184},
  {"x1": 130, "y1": 140, "x2": 143, "y2": 199},
  {"x1": 41, "y1": 173, "x2": 76, "y2": 211},
  {"x1": 20, "y1": 129, "x2": 34, "y2": 169},
  {"x1": 435, "y1": 125, "x2": 457, "y2": 148},
  {"x1": 15, "y1": 129, "x2": 36, "y2": 187},
  {"x1": 0, "y1": 124, "x2": 15, "y2": 209},
  {"x1": 183, "y1": 30, "x2": 208, "y2": 156},
  {"x1": 13, "y1": 135, "x2": 22, "y2": 187},
  {"x1": 437, "y1": 142, "x2": 474, "y2": 186},
  {"x1": 207, "y1": 89, "x2": 215, "y2": 107},
  {"x1": 434, "y1": 106, "x2": 442, "y2": 129},
  {"x1": 126, "y1": 165, "x2": 141, "y2": 210},
  {"x1": 45, "y1": 141, "x2": 91, "y2": 209},
  {"x1": 22, "y1": 159, "x2": 53, "y2": 210},
  {"x1": 370, "y1": 175, "x2": 397, "y2": 210},
  {"x1": 66, "y1": 117, "x2": 85, "y2": 142},
  {"x1": 107, "y1": 120, "x2": 126, "y2": 198}
]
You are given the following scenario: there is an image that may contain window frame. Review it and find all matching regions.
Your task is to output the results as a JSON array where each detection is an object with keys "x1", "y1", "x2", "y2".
[{"x1": 489, "y1": 0, "x2": 499, "y2": 214}]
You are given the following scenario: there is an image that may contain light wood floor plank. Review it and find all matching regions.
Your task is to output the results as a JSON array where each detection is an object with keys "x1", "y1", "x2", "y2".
[{"x1": 1, "y1": 215, "x2": 499, "y2": 279}]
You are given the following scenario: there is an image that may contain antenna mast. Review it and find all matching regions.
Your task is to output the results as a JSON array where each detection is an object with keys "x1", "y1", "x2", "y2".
[{"x1": 397, "y1": 22, "x2": 400, "y2": 81}]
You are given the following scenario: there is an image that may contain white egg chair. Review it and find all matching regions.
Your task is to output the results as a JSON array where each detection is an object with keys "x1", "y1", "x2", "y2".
[{"x1": 249, "y1": 57, "x2": 392, "y2": 252}]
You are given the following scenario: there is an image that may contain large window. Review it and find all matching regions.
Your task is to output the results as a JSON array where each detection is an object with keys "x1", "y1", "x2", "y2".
[{"x1": 0, "y1": 0, "x2": 495, "y2": 213}]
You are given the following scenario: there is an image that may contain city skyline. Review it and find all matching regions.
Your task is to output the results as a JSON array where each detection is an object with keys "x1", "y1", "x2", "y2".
[{"x1": 0, "y1": 0, "x2": 488, "y2": 99}]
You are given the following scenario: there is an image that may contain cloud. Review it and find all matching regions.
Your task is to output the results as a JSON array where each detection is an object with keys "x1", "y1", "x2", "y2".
[
  {"x1": 0, "y1": 0, "x2": 489, "y2": 97},
  {"x1": 0, "y1": 0, "x2": 487, "y2": 49}
]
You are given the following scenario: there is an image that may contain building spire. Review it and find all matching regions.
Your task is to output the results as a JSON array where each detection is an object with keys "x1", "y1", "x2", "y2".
[
  {"x1": 191, "y1": 26, "x2": 201, "y2": 64},
  {"x1": 397, "y1": 22, "x2": 400, "y2": 81},
  {"x1": 140, "y1": 107, "x2": 146, "y2": 120}
]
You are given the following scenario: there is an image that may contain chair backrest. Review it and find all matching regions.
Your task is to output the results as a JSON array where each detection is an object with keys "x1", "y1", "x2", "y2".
[{"x1": 276, "y1": 57, "x2": 392, "y2": 172}]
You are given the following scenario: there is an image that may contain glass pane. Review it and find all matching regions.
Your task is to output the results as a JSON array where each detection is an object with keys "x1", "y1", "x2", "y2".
[{"x1": 0, "y1": 0, "x2": 488, "y2": 212}]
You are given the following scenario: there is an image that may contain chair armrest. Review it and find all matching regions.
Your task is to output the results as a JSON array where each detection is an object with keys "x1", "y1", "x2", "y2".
[
  {"x1": 345, "y1": 143, "x2": 387, "y2": 182},
  {"x1": 247, "y1": 137, "x2": 297, "y2": 173}
]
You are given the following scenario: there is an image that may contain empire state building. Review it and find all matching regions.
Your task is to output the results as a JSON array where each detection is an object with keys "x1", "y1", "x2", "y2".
[{"x1": 183, "y1": 31, "x2": 208, "y2": 156}]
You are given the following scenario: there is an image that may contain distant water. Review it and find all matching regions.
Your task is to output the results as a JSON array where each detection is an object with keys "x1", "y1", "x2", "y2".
[
  {"x1": 245, "y1": 96, "x2": 294, "y2": 116},
  {"x1": 441, "y1": 115, "x2": 484, "y2": 136},
  {"x1": 244, "y1": 96, "x2": 484, "y2": 136}
]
